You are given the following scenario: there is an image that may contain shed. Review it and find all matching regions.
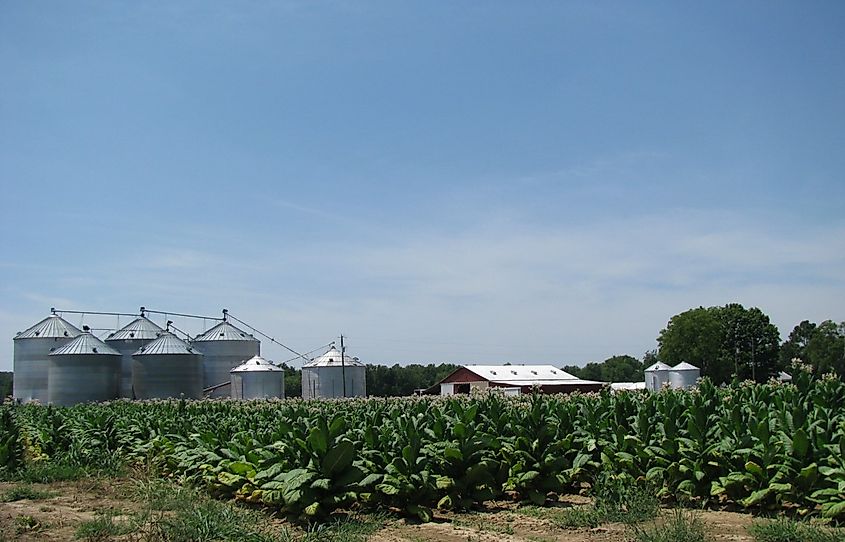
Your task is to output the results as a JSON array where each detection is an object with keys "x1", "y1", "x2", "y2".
[{"x1": 435, "y1": 365, "x2": 604, "y2": 395}]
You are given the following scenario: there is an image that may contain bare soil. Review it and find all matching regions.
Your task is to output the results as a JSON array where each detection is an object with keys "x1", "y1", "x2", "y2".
[{"x1": 0, "y1": 479, "x2": 757, "y2": 542}]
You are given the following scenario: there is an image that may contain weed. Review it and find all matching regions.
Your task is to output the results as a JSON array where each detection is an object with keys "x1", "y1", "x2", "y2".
[
  {"x1": 13, "y1": 462, "x2": 89, "y2": 483},
  {"x1": 749, "y1": 517, "x2": 845, "y2": 542},
  {"x1": 75, "y1": 511, "x2": 133, "y2": 541},
  {"x1": 0, "y1": 484, "x2": 55, "y2": 502},
  {"x1": 14, "y1": 514, "x2": 42, "y2": 534},
  {"x1": 629, "y1": 509, "x2": 709, "y2": 542}
]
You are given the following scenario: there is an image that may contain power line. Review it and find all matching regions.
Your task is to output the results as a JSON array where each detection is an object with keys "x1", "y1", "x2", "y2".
[{"x1": 224, "y1": 311, "x2": 311, "y2": 365}]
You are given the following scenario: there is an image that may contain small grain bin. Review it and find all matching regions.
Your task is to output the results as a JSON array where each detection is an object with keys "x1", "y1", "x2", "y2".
[
  {"x1": 48, "y1": 329, "x2": 121, "y2": 406},
  {"x1": 13, "y1": 313, "x2": 82, "y2": 403},
  {"x1": 192, "y1": 319, "x2": 260, "y2": 398},
  {"x1": 230, "y1": 356, "x2": 284, "y2": 399},
  {"x1": 301, "y1": 346, "x2": 366, "y2": 399},
  {"x1": 132, "y1": 331, "x2": 203, "y2": 399},
  {"x1": 669, "y1": 362, "x2": 700, "y2": 389},
  {"x1": 644, "y1": 362, "x2": 672, "y2": 391},
  {"x1": 105, "y1": 315, "x2": 164, "y2": 399}
]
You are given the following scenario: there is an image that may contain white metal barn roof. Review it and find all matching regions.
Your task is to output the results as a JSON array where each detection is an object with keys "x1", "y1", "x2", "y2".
[
  {"x1": 305, "y1": 346, "x2": 364, "y2": 368},
  {"x1": 462, "y1": 365, "x2": 600, "y2": 386},
  {"x1": 231, "y1": 355, "x2": 283, "y2": 373}
]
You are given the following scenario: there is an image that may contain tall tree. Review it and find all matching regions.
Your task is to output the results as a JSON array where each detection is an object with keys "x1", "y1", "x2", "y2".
[
  {"x1": 658, "y1": 303, "x2": 781, "y2": 384},
  {"x1": 658, "y1": 306, "x2": 725, "y2": 381},
  {"x1": 805, "y1": 321, "x2": 845, "y2": 377},
  {"x1": 779, "y1": 320, "x2": 817, "y2": 368}
]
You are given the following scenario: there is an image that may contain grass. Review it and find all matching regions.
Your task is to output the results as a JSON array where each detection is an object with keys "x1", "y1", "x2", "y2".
[
  {"x1": 6, "y1": 462, "x2": 90, "y2": 483},
  {"x1": 75, "y1": 511, "x2": 134, "y2": 542},
  {"x1": 519, "y1": 475, "x2": 660, "y2": 529},
  {"x1": 629, "y1": 509, "x2": 709, "y2": 542},
  {"x1": 0, "y1": 484, "x2": 56, "y2": 502},
  {"x1": 14, "y1": 514, "x2": 43, "y2": 534},
  {"x1": 749, "y1": 517, "x2": 845, "y2": 542}
]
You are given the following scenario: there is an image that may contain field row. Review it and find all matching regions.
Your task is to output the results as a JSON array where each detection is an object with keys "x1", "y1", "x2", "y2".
[{"x1": 1, "y1": 370, "x2": 844, "y2": 522}]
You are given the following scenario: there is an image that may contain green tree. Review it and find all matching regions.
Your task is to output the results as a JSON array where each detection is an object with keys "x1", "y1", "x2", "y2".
[
  {"x1": 719, "y1": 303, "x2": 780, "y2": 382},
  {"x1": 279, "y1": 363, "x2": 301, "y2": 398},
  {"x1": 564, "y1": 355, "x2": 644, "y2": 382},
  {"x1": 805, "y1": 320, "x2": 845, "y2": 377},
  {"x1": 779, "y1": 320, "x2": 817, "y2": 368},
  {"x1": 658, "y1": 303, "x2": 781, "y2": 384},
  {"x1": 0, "y1": 372, "x2": 11, "y2": 399},
  {"x1": 658, "y1": 306, "x2": 725, "y2": 381}
]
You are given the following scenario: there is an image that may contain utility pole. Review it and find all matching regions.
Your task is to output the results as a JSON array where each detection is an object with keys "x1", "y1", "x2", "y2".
[
  {"x1": 340, "y1": 334, "x2": 347, "y2": 398},
  {"x1": 751, "y1": 338, "x2": 756, "y2": 382}
]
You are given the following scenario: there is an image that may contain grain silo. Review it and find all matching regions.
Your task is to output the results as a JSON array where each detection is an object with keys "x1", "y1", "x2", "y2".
[
  {"x1": 48, "y1": 329, "x2": 121, "y2": 406},
  {"x1": 13, "y1": 313, "x2": 82, "y2": 403},
  {"x1": 644, "y1": 361, "x2": 672, "y2": 391},
  {"x1": 105, "y1": 315, "x2": 164, "y2": 398},
  {"x1": 301, "y1": 345, "x2": 366, "y2": 399},
  {"x1": 132, "y1": 331, "x2": 203, "y2": 399},
  {"x1": 230, "y1": 355, "x2": 284, "y2": 399},
  {"x1": 192, "y1": 319, "x2": 260, "y2": 398},
  {"x1": 669, "y1": 362, "x2": 700, "y2": 389}
]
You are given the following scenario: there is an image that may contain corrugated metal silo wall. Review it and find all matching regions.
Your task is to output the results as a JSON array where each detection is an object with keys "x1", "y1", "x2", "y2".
[
  {"x1": 48, "y1": 354, "x2": 120, "y2": 406},
  {"x1": 105, "y1": 339, "x2": 154, "y2": 399},
  {"x1": 132, "y1": 353, "x2": 203, "y2": 399},
  {"x1": 14, "y1": 337, "x2": 75, "y2": 403},
  {"x1": 669, "y1": 369, "x2": 700, "y2": 389},
  {"x1": 238, "y1": 371, "x2": 284, "y2": 399},
  {"x1": 194, "y1": 340, "x2": 260, "y2": 398},
  {"x1": 302, "y1": 366, "x2": 366, "y2": 398}
]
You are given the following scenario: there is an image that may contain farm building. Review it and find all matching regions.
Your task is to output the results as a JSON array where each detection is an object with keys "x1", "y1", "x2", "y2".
[{"x1": 434, "y1": 365, "x2": 604, "y2": 395}]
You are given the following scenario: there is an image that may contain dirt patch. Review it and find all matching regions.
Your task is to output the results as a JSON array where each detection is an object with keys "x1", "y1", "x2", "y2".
[
  {"x1": 0, "y1": 479, "x2": 137, "y2": 541},
  {"x1": 369, "y1": 507, "x2": 757, "y2": 542}
]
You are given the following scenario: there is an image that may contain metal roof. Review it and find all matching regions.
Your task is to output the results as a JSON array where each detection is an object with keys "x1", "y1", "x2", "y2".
[
  {"x1": 193, "y1": 321, "x2": 258, "y2": 342},
  {"x1": 15, "y1": 314, "x2": 82, "y2": 340},
  {"x1": 671, "y1": 362, "x2": 699, "y2": 371},
  {"x1": 645, "y1": 362, "x2": 672, "y2": 372},
  {"x1": 611, "y1": 382, "x2": 647, "y2": 391},
  {"x1": 105, "y1": 316, "x2": 163, "y2": 341},
  {"x1": 133, "y1": 332, "x2": 200, "y2": 356},
  {"x1": 231, "y1": 355, "x2": 283, "y2": 373},
  {"x1": 465, "y1": 365, "x2": 581, "y2": 382},
  {"x1": 50, "y1": 332, "x2": 121, "y2": 356},
  {"x1": 304, "y1": 346, "x2": 364, "y2": 368}
]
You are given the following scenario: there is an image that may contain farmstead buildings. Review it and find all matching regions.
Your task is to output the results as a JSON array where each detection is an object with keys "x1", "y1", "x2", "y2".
[{"x1": 434, "y1": 364, "x2": 604, "y2": 395}]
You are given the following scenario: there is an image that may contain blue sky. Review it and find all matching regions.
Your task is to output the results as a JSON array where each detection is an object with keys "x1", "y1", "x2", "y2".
[{"x1": 2, "y1": 1, "x2": 843, "y2": 371}]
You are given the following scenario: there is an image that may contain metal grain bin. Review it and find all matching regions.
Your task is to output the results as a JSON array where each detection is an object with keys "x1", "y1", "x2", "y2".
[
  {"x1": 48, "y1": 330, "x2": 121, "y2": 406},
  {"x1": 105, "y1": 316, "x2": 164, "y2": 399},
  {"x1": 13, "y1": 314, "x2": 82, "y2": 403},
  {"x1": 192, "y1": 321, "x2": 259, "y2": 398},
  {"x1": 644, "y1": 361, "x2": 672, "y2": 391},
  {"x1": 669, "y1": 362, "x2": 700, "y2": 389},
  {"x1": 230, "y1": 356, "x2": 284, "y2": 399},
  {"x1": 301, "y1": 346, "x2": 366, "y2": 399},
  {"x1": 132, "y1": 331, "x2": 203, "y2": 399}
]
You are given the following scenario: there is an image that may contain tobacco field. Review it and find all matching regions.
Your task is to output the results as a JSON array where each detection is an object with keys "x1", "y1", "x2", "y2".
[{"x1": 1, "y1": 370, "x2": 843, "y2": 524}]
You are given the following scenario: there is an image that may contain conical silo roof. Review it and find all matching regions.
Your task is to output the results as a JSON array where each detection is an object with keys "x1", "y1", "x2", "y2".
[
  {"x1": 671, "y1": 362, "x2": 699, "y2": 371},
  {"x1": 106, "y1": 317, "x2": 163, "y2": 341},
  {"x1": 193, "y1": 321, "x2": 258, "y2": 342},
  {"x1": 645, "y1": 362, "x2": 672, "y2": 372},
  {"x1": 305, "y1": 346, "x2": 364, "y2": 367},
  {"x1": 231, "y1": 355, "x2": 283, "y2": 373},
  {"x1": 50, "y1": 332, "x2": 121, "y2": 356},
  {"x1": 15, "y1": 314, "x2": 82, "y2": 340},
  {"x1": 133, "y1": 332, "x2": 199, "y2": 356}
]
